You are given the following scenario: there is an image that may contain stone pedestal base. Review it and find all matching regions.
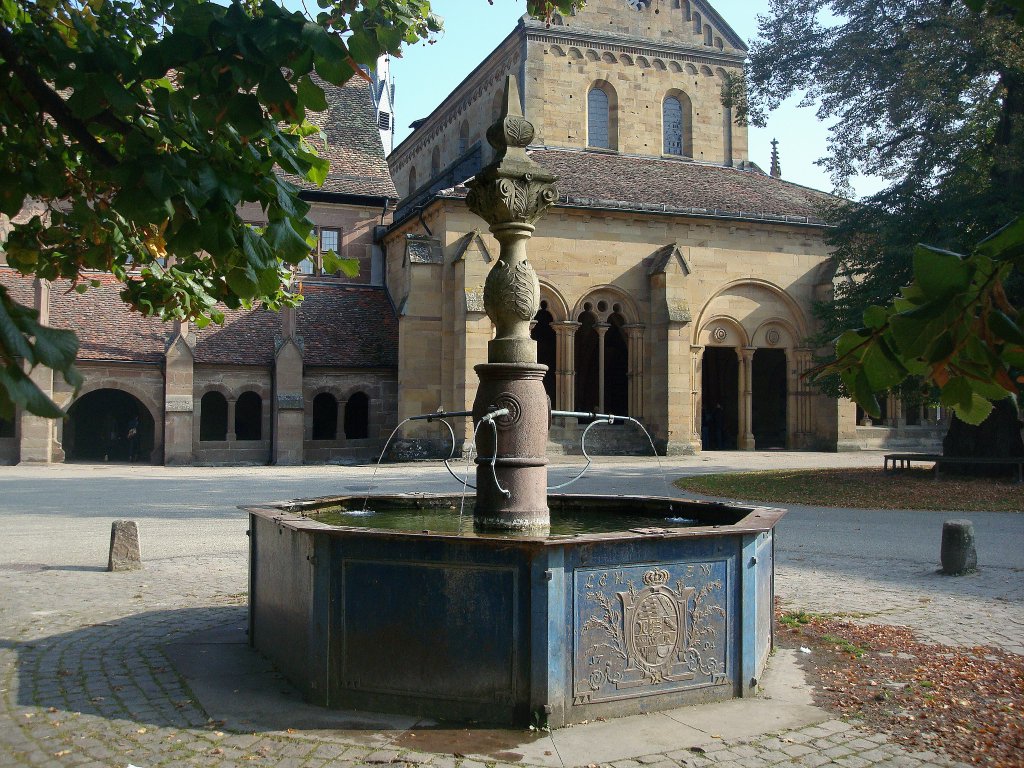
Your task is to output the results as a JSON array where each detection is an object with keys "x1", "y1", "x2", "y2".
[{"x1": 472, "y1": 362, "x2": 550, "y2": 530}]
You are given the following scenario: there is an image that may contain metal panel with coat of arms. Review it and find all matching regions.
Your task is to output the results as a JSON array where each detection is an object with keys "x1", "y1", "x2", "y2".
[{"x1": 573, "y1": 561, "x2": 729, "y2": 705}]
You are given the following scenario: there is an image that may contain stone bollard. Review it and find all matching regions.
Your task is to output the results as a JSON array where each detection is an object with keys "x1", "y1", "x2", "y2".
[
  {"x1": 108, "y1": 520, "x2": 142, "y2": 572},
  {"x1": 940, "y1": 519, "x2": 977, "y2": 575}
]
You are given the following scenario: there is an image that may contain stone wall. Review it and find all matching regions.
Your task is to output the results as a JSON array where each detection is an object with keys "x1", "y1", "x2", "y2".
[
  {"x1": 523, "y1": 34, "x2": 747, "y2": 163},
  {"x1": 302, "y1": 369, "x2": 398, "y2": 462},
  {"x1": 383, "y1": 198, "x2": 850, "y2": 454}
]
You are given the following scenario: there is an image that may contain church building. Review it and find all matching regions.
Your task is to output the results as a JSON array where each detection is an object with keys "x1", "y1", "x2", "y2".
[{"x1": 381, "y1": 0, "x2": 942, "y2": 455}]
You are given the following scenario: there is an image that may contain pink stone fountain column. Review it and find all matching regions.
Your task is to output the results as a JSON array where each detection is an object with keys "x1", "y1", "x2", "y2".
[{"x1": 466, "y1": 76, "x2": 558, "y2": 530}]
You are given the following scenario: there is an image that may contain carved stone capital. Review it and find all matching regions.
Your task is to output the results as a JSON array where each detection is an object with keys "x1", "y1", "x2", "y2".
[{"x1": 467, "y1": 175, "x2": 558, "y2": 228}]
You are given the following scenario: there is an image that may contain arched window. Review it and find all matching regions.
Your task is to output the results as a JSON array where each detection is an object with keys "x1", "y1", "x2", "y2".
[
  {"x1": 663, "y1": 96, "x2": 683, "y2": 155},
  {"x1": 200, "y1": 391, "x2": 228, "y2": 442},
  {"x1": 605, "y1": 313, "x2": 628, "y2": 417},
  {"x1": 573, "y1": 297, "x2": 636, "y2": 417},
  {"x1": 312, "y1": 392, "x2": 338, "y2": 440},
  {"x1": 235, "y1": 391, "x2": 262, "y2": 441},
  {"x1": 664, "y1": 92, "x2": 693, "y2": 157},
  {"x1": 531, "y1": 303, "x2": 556, "y2": 404},
  {"x1": 704, "y1": 25, "x2": 714, "y2": 46},
  {"x1": 458, "y1": 120, "x2": 470, "y2": 155},
  {"x1": 430, "y1": 146, "x2": 441, "y2": 176},
  {"x1": 683, "y1": 0, "x2": 691, "y2": 20},
  {"x1": 574, "y1": 308, "x2": 599, "y2": 413},
  {"x1": 692, "y1": 12, "x2": 702, "y2": 34},
  {"x1": 344, "y1": 392, "x2": 369, "y2": 439},
  {"x1": 588, "y1": 84, "x2": 616, "y2": 150},
  {"x1": 408, "y1": 166, "x2": 417, "y2": 194}
]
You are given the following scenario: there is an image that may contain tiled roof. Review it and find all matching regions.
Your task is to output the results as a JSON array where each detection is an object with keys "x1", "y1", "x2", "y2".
[
  {"x1": 0, "y1": 266, "x2": 36, "y2": 308},
  {"x1": 43, "y1": 272, "x2": 168, "y2": 363},
  {"x1": 193, "y1": 306, "x2": 280, "y2": 365},
  {"x1": 1, "y1": 268, "x2": 397, "y2": 368},
  {"x1": 292, "y1": 77, "x2": 398, "y2": 200},
  {"x1": 296, "y1": 283, "x2": 398, "y2": 368},
  {"x1": 527, "y1": 148, "x2": 833, "y2": 224}
]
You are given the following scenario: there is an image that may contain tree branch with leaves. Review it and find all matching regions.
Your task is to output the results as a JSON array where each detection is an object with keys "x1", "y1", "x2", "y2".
[{"x1": 0, "y1": 0, "x2": 582, "y2": 420}]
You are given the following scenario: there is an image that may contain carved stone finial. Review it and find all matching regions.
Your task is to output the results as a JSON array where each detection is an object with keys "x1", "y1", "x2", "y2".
[{"x1": 467, "y1": 76, "x2": 558, "y2": 229}]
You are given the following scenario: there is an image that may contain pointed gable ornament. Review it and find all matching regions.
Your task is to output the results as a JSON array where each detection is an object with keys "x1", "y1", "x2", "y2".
[
  {"x1": 451, "y1": 230, "x2": 494, "y2": 264},
  {"x1": 648, "y1": 243, "x2": 693, "y2": 276}
]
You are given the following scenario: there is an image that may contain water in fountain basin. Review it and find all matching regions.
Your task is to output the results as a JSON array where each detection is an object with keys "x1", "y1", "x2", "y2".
[{"x1": 305, "y1": 496, "x2": 738, "y2": 538}]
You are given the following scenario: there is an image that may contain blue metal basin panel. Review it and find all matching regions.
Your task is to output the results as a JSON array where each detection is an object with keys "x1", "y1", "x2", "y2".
[
  {"x1": 338, "y1": 558, "x2": 520, "y2": 705},
  {"x1": 572, "y1": 558, "x2": 730, "y2": 705}
]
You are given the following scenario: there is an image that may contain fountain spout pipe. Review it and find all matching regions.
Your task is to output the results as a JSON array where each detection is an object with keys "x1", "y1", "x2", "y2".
[
  {"x1": 408, "y1": 408, "x2": 509, "y2": 423},
  {"x1": 551, "y1": 410, "x2": 626, "y2": 423}
]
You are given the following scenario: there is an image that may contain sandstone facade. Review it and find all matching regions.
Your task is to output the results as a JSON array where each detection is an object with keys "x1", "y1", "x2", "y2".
[{"x1": 381, "y1": 0, "x2": 946, "y2": 455}]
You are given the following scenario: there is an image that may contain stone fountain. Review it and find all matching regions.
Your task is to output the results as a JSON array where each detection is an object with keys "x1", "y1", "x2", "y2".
[
  {"x1": 465, "y1": 77, "x2": 557, "y2": 532},
  {"x1": 245, "y1": 78, "x2": 783, "y2": 728}
]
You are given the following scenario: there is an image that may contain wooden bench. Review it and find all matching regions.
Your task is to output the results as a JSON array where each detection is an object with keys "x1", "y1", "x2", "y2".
[{"x1": 883, "y1": 452, "x2": 1024, "y2": 483}]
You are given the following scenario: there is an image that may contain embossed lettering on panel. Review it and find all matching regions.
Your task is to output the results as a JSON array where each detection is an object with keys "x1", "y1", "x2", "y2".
[{"x1": 573, "y1": 561, "x2": 728, "y2": 705}]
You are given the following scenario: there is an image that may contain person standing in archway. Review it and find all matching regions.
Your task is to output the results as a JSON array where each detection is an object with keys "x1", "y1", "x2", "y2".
[{"x1": 126, "y1": 414, "x2": 140, "y2": 462}]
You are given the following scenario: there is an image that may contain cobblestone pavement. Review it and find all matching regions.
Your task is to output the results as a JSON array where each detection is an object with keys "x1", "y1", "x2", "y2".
[{"x1": 2, "y1": 460, "x2": 1018, "y2": 768}]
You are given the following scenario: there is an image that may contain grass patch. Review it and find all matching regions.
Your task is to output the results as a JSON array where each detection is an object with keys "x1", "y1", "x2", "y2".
[{"x1": 673, "y1": 467, "x2": 1024, "y2": 511}]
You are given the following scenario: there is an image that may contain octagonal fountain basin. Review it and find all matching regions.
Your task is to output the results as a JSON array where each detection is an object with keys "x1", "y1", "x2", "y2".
[{"x1": 246, "y1": 493, "x2": 784, "y2": 729}]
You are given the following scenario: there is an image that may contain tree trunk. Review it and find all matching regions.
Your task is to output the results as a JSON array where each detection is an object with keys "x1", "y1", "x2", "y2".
[{"x1": 942, "y1": 398, "x2": 1024, "y2": 477}]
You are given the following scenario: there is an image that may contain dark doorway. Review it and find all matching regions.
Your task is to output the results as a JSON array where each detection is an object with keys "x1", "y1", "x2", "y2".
[
  {"x1": 605, "y1": 313, "x2": 628, "y2": 416},
  {"x1": 200, "y1": 391, "x2": 228, "y2": 441},
  {"x1": 701, "y1": 347, "x2": 738, "y2": 450},
  {"x1": 574, "y1": 310, "x2": 599, "y2": 413},
  {"x1": 65, "y1": 389, "x2": 155, "y2": 463},
  {"x1": 532, "y1": 303, "x2": 556, "y2": 405},
  {"x1": 312, "y1": 393, "x2": 338, "y2": 440},
  {"x1": 344, "y1": 392, "x2": 369, "y2": 439},
  {"x1": 235, "y1": 391, "x2": 263, "y2": 441},
  {"x1": 752, "y1": 349, "x2": 787, "y2": 449}
]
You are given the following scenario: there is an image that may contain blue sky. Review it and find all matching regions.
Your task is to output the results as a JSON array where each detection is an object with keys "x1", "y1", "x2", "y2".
[{"x1": 387, "y1": 0, "x2": 885, "y2": 199}]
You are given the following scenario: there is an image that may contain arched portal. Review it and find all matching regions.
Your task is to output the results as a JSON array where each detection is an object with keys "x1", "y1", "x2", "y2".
[
  {"x1": 574, "y1": 308, "x2": 599, "y2": 413},
  {"x1": 752, "y1": 349, "x2": 787, "y2": 448},
  {"x1": 345, "y1": 392, "x2": 369, "y2": 439},
  {"x1": 65, "y1": 389, "x2": 155, "y2": 463},
  {"x1": 701, "y1": 347, "x2": 738, "y2": 450},
  {"x1": 604, "y1": 312, "x2": 628, "y2": 417},
  {"x1": 532, "y1": 302, "x2": 557, "y2": 404}
]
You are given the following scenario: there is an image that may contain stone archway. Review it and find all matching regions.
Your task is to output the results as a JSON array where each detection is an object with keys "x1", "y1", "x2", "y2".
[
  {"x1": 65, "y1": 389, "x2": 156, "y2": 463},
  {"x1": 694, "y1": 281, "x2": 809, "y2": 451},
  {"x1": 569, "y1": 287, "x2": 643, "y2": 418}
]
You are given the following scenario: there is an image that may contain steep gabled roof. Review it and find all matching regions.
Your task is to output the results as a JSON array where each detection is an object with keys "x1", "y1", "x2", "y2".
[{"x1": 289, "y1": 77, "x2": 398, "y2": 200}]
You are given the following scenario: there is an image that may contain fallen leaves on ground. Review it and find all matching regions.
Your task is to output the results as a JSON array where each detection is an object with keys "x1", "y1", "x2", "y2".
[
  {"x1": 674, "y1": 468, "x2": 1024, "y2": 511},
  {"x1": 777, "y1": 608, "x2": 1024, "y2": 766}
]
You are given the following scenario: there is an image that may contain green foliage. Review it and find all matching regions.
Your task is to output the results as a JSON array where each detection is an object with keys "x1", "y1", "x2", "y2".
[
  {"x1": 815, "y1": 218, "x2": 1024, "y2": 425},
  {"x1": 0, "y1": 0, "x2": 580, "y2": 419},
  {"x1": 745, "y1": 0, "x2": 1024, "y2": 421}
]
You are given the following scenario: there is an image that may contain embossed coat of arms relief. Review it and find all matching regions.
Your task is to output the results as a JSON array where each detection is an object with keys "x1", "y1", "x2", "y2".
[{"x1": 574, "y1": 563, "x2": 728, "y2": 705}]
